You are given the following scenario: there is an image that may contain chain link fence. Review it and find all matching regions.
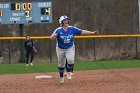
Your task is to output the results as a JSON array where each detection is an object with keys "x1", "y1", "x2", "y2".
[{"x1": 0, "y1": 0, "x2": 140, "y2": 63}]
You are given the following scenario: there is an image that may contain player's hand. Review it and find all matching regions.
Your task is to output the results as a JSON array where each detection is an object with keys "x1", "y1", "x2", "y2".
[
  {"x1": 94, "y1": 30, "x2": 99, "y2": 35},
  {"x1": 33, "y1": 48, "x2": 37, "y2": 55}
]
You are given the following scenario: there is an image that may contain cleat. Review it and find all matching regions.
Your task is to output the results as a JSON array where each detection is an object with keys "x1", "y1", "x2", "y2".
[
  {"x1": 67, "y1": 72, "x2": 72, "y2": 80},
  {"x1": 60, "y1": 77, "x2": 64, "y2": 83},
  {"x1": 30, "y1": 63, "x2": 33, "y2": 66},
  {"x1": 64, "y1": 72, "x2": 74, "y2": 76},
  {"x1": 26, "y1": 64, "x2": 29, "y2": 66},
  {"x1": 70, "y1": 72, "x2": 74, "y2": 76}
]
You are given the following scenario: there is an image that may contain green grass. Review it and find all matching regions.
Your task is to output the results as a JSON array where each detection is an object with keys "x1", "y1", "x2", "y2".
[
  {"x1": 75, "y1": 60, "x2": 140, "y2": 70},
  {"x1": 0, "y1": 60, "x2": 140, "y2": 75}
]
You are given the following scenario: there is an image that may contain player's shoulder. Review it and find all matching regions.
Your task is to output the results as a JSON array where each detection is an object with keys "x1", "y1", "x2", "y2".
[
  {"x1": 54, "y1": 27, "x2": 63, "y2": 34},
  {"x1": 68, "y1": 26, "x2": 81, "y2": 30},
  {"x1": 54, "y1": 27, "x2": 63, "y2": 32},
  {"x1": 68, "y1": 26, "x2": 76, "y2": 30}
]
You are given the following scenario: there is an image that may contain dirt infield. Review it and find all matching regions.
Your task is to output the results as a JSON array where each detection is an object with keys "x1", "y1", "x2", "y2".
[{"x1": 0, "y1": 68, "x2": 140, "y2": 93}]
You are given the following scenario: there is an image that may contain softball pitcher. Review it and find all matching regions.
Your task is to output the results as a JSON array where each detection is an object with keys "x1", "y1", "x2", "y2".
[{"x1": 50, "y1": 15, "x2": 99, "y2": 83}]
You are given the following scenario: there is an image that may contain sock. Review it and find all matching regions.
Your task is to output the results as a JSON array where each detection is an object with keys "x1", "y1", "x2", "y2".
[
  {"x1": 58, "y1": 67, "x2": 64, "y2": 77},
  {"x1": 71, "y1": 64, "x2": 74, "y2": 72},
  {"x1": 66, "y1": 64, "x2": 74, "y2": 72}
]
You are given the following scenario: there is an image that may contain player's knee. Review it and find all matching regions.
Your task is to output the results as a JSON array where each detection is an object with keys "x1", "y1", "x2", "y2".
[
  {"x1": 67, "y1": 59, "x2": 74, "y2": 64},
  {"x1": 58, "y1": 64, "x2": 65, "y2": 68}
]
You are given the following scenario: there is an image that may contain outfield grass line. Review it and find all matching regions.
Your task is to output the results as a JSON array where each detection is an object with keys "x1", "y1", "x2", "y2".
[{"x1": 0, "y1": 60, "x2": 140, "y2": 75}]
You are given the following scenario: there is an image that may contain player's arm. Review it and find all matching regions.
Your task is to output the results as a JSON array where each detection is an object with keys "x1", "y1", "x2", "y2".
[
  {"x1": 50, "y1": 31, "x2": 57, "y2": 40},
  {"x1": 31, "y1": 40, "x2": 34, "y2": 47},
  {"x1": 81, "y1": 30, "x2": 99, "y2": 35}
]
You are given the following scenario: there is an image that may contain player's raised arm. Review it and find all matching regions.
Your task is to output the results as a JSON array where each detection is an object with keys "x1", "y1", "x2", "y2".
[{"x1": 81, "y1": 30, "x2": 99, "y2": 35}]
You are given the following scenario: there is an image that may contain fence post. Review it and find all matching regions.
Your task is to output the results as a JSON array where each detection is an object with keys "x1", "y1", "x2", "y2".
[
  {"x1": 49, "y1": 38, "x2": 52, "y2": 63},
  {"x1": 19, "y1": 24, "x2": 25, "y2": 63},
  {"x1": 93, "y1": 38, "x2": 96, "y2": 61},
  {"x1": 135, "y1": 37, "x2": 138, "y2": 59},
  {"x1": 8, "y1": 40, "x2": 11, "y2": 64}
]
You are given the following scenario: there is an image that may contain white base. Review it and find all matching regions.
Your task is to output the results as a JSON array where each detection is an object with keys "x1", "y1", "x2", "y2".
[{"x1": 35, "y1": 75, "x2": 53, "y2": 79}]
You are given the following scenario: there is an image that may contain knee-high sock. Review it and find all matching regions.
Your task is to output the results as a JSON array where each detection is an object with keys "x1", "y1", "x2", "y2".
[
  {"x1": 66, "y1": 64, "x2": 74, "y2": 72},
  {"x1": 58, "y1": 67, "x2": 65, "y2": 77},
  {"x1": 71, "y1": 64, "x2": 74, "y2": 72}
]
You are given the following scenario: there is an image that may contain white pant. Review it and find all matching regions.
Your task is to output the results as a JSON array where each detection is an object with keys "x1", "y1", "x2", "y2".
[{"x1": 56, "y1": 46, "x2": 75, "y2": 68}]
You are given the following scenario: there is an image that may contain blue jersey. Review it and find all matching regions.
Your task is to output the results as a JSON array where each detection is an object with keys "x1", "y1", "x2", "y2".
[{"x1": 55, "y1": 26, "x2": 82, "y2": 49}]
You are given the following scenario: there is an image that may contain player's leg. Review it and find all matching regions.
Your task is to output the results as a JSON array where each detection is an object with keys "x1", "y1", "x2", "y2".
[
  {"x1": 25, "y1": 50, "x2": 30, "y2": 66},
  {"x1": 65, "y1": 59, "x2": 73, "y2": 76},
  {"x1": 66, "y1": 46, "x2": 75, "y2": 72},
  {"x1": 65, "y1": 59, "x2": 68, "y2": 71},
  {"x1": 56, "y1": 47, "x2": 66, "y2": 83},
  {"x1": 71, "y1": 64, "x2": 74, "y2": 72},
  {"x1": 70, "y1": 64, "x2": 74, "y2": 75},
  {"x1": 65, "y1": 58, "x2": 74, "y2": 75},
  {"x1": 65, "y1": 45, "x2": 75, "y2": 79},
  {"x1": 30, "y1": 49, "x2": 34, "y2": 66}
]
